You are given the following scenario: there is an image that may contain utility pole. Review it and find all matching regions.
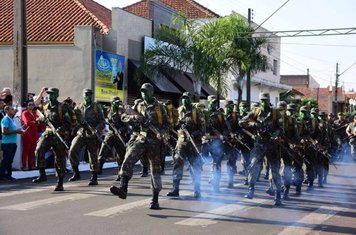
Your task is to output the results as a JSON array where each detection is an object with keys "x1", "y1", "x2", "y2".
[
  {"x1": 246, "y1": 8, "x2": 252, "y2": 109},
  {"x1": 13, "y1": 0, "x2": 28, "y2": 106},
  {"x1": 335, "y1": 63, "x2": 339, "y2": 113}
]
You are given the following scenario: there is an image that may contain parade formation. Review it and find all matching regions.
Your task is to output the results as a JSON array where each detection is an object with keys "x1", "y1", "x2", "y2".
[{"x1": 23, "y1": 83, "x2": 356, "y2": 210}]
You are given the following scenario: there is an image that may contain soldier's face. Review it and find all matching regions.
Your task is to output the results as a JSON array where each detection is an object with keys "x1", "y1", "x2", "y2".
[
  {"x1": 48, "y1": 93, "x2": 58, "y2": 103},
  {"x1": 208, "y1": 100, "x2": 218, "y2": 111},
  {"x1": 181, "y1": 97, "x2": 191, "y2": 107},
  {"x1": 84, "y1": 94, "x2": 92, "y2": 104},
  {"x1": 226, "y1": 105, "x2": 233, "y2": 114},
  {"x1": 141, "y1": 90, "x2": 152, "y2": 101},
  {"x1": 279, "y1": 108, "x2": 286, "y2": 116},
  {"x1": 260, "y1": 99, "x2": 269, "y2": 108}
]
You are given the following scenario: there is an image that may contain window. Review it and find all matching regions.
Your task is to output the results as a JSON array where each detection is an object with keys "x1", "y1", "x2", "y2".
[{"x1": 272, "y1": 59, "x2": 278, "y2": 75}]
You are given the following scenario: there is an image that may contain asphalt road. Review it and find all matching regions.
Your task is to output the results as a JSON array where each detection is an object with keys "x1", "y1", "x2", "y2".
[{"x1": 0, "y1": 158, "x2": 355, "y2": 235}]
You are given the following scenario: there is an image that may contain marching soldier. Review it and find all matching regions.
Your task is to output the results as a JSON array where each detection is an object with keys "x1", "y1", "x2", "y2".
[
  {"x1": 166, "y1": 92, "x2": 205, "y2": 198},
  {"x1": 98, "y1": 97, "x2": 127, "y2": 180},
  {"x1": 68, "y1": 89, "x2": 106, "y2": 186},
  {"x1": 277, "y1": 101, "x2": 299, "y2": 199},
  {"x1": 32, "y1": 88, "x2": 72, "y2": 191},
  {"x1": 239, "y1": 92, "x2": 283, "y2": 206},
  {"x1": 238, "y1": 101, "x2": 254, "y2": 185},
  {"x1": 334, "y1": 112, "x2": 348, "y2": 160},
  {"x1": 110, "y1": 83, "x2": 170, "y2": 209},
  {"x1": 203, "y1": 95, "x2": 227, "y2": 192},
  {"x1": 346, "y1": 114, "x2": 356, "y2": 161},
  {"x1": 224, "y1": 100, "x2": 240, "y2": 188}
]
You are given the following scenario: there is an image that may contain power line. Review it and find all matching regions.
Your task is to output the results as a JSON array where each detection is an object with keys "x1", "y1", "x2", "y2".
[{"x1": 254, "y1": 0, "x2": 290, "y2": 31}]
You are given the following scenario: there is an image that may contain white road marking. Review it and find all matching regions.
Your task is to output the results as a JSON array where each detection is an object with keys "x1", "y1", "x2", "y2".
[
  {"x1": 278, "y1": 206, "x2": 344, "y2": 235},
  {"x1": 175, "y1": 198, "x2": 268, "y2": 227},
  {"x1": 85, "y1": 190, "x2": 192, "y2": 217},
  {"x1": 0, "y1": 188, "x2": 109, "y2": 211}
]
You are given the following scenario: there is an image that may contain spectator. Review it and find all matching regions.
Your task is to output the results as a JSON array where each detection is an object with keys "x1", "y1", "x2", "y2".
[
  {"x1": 0, "y1": 106, "x2": 23, "y2": 181},
  {"x1": 0, "y1": 99, "x2": 5, "y2": 163},
  {"x1": 21, "y1": 99, "x2": 39, "y2": 171},
  {"x1": 1, "y1": 88, "x2": 13, "y2": 106}
]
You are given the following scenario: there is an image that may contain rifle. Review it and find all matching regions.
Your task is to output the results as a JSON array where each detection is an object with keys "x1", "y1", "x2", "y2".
[
  {"x1": 223, "y1": 114, "x2": 251, "y2": 151},
  {"x1": 305, "y1": 137, "x2": 337, "y2": 169},
  {"x1": 210, "y1": 126, "x2": 240, "y2": 152},
  {"x1": 278, "y1": 133, "x2": 310, "y2": 165},
  {"x1": 83, "y1": 121, "x2": 102, "y2": 141},
  {"x1": 36, "y1": 109, "x2": 70, "y2": 150},
  {"x1": 180, "y1": 125, "x2": 203, "y2": 158},
  {"x1": 106, "y1": 121, "x2": 126, "y2": 146},
  {"x1": 335, "y1": 123, "x2": 348, "y2": 132}
]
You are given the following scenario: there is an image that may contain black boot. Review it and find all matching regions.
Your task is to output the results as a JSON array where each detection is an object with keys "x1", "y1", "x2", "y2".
[
  {"x1": 307, "y1": 180, "x2": 314, "y2": 191},
  {"x1": 68, "y1": 166, "x2": 81, "y2": 182},
  {"x1": 115, "y1": 175, "x2": 121, "y2": 181},
  {"x1": 110, "y1": 176, "x2": 129, "y2": 199},
  {"x1": 266, "y1": 187, "x2": 275, "y2": 196},
  {"x1": 244, "y1": 184, "x2": 255, "y2": 199},
  {"x1": 283, "y1": 185, "x2": 290, "y2": 199},
  {"x1": 274, "y1": 191, "x2": 283, "y2": 206},
  {"x1": 54, "y1": 177, "x2": 64, "y2": 191},
  {"x1": 32, "y1": 168, "x2": 47, "y2": 183},
  {"x1": 98, "y1": 158, "x2": 105, "y2": 175},
  {"x1": 88, "y1": 172, "x2": 98, "y2": 186},
  {"x1": 160, "y1": 161, "x2": 165, "y2": 175},
  {"x1": 140, "y1": 167, "x2": 148, "y2": 177},
  {"x1": 167, "y1": 179, "x2": 180, "y2": 197},
  {"x1": 295, "y1": 184, "x2": 302, "y2": 196},
  {"x1": 150, "y1": 191, "x2": 160, "y2": 209},
  {"x1": 243, "y1": 178, "x2": 248, "y2": 185}
]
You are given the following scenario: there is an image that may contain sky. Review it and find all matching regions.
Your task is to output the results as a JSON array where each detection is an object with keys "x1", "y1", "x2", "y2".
[{"x1": 94, "y1": 0, "x2": 356, "y2": 91}]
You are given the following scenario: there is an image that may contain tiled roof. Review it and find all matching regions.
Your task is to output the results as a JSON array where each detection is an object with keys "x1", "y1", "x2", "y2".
[
  {"x1": 123, "y1": 0, "x2": 219, "y2": 19},
  {"x1": 0, "y1": 0, "x2": 112, "y2": 44}
]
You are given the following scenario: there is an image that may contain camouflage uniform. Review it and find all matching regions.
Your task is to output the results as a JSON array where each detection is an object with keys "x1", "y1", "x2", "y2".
[
  {"x1": 98, "y1": 97, "x2": 127, "y2": 179},
  {"x1": 224, "y1": 100, "x2": 240, "y2": 188},
  {"x1": 69, "y1": 89, "x2": 105, "y2": 185},
  {"x1": 238, "y1": 101, "x2": 254, "y2": 185},
  {"x1": 277, "y1": 102, "x2": 299, "y2": 199},
  {"x1": 334, "y1": 112, "x2": 348, "y2": 160},
  {"x1": 203, "y1": 95, "x2": 227, "y2": 192},
  {"x1": 110, "y1": 83, "x2": 170, "y2": 209},
  {"x1": 32, "y1": 88, "x2": 72, "y2": 191},
  {"x1": 239, "y1": 92, "x2": 283, "y2": 206},
  {"x1": 167, "y1": 92, "x2": 205, "y2": 198},
  {"x1": 346, "y1": 117, "x2": 356, "y2": 161}
]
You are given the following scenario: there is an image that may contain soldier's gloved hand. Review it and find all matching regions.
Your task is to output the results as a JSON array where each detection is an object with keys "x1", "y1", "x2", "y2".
[
  {"x1": 219, "y1": 135, "x2": 224, "y2": 141},
  {"x1": 252, "y1": 135, "x2": 261, "y2": 141},
  {"x1": 300, "y1": 139, "x2": 305, "y2": 144},
  {"x1": 202, "y1": 135, "x2": 209, "y2": 144},
  {"x1": 56, "y1": 126, "x2": 65, "y2": 134}
]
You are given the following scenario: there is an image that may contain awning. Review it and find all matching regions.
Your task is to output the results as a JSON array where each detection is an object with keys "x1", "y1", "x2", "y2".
[
  {"x1": 185, "y1": 73, "x2": 218, "y2": 98},
  {"x1": 128, "y1": 60, "x2": 181, "y2": 94}
]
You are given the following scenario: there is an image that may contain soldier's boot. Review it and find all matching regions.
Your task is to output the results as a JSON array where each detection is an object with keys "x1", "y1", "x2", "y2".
[
  {"x1": 97, "y1": 158, "x2": 105, "y2": 175},
  {"x1": 283, "y1": 185, "x2": 290, "y2": 199},
  {"x1": 68, "y1": 166, "x2": 81, "y2": 182},
  {"x1": 88, "y1": 172, "x2": 98, "y2": 186},
  {"x1": 115, "y1": 175, "x2": 121, "y2": 181},
  {"x1": 243, "y1": 177, "x2": 249, "y2": 185},
  {"x1": 110, "y1": 176, "x2": 129, "y2": 199},
  {"x1": 140, "y1": 166, "x2": 148, "y2": 177},
  {"x1": 323, "y1": 174, "x2": 327, "y2": 184},
  {"x1": 295, "y1": 184, "x2": 302, "y2": 196},
  {"x1": 266, "y1": 179, "x2": 275, "y2": 196},
  {"x1": 306, "y1": 180, "x2": 314, "y2": 191},
  {"x1": 274, "y1": 191, "x2": 283, "y2": 206},
  {"x1": 244, "y1": 184, "x2": 255, "y2": 199},
  {"x1": 149, "y1": 191, "x2": 160, "y2": 210},
  {"x1": 166, "y1": 180, "x2": 180, "y2": 197},
  {"x1": 32, "y1": 168, "x2": 47, "y2": 183},
  {"x1": 227, "y1": 174, "x2": 234, "y2": 189},
  {"x1": 160, "y1": 161, "x2": 165, "y2": 175},
  {"x1": 54, "y1": 176, "x2": 64, "y2": 191},
  {"x1": 303, "y1": 178, "x2": 309, "y2": 184},
  {"x1": 193, "y1": 182, "x2": 201, "y2": 199}
]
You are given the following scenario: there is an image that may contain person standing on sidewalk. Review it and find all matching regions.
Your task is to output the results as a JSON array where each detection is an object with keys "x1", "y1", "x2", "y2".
[
  {"x1": 21, "y1": 99, "x2": 39, "y2": 171},
  {"x1": 0, "y1": 106, "x2": 23, "y2": 181}
]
